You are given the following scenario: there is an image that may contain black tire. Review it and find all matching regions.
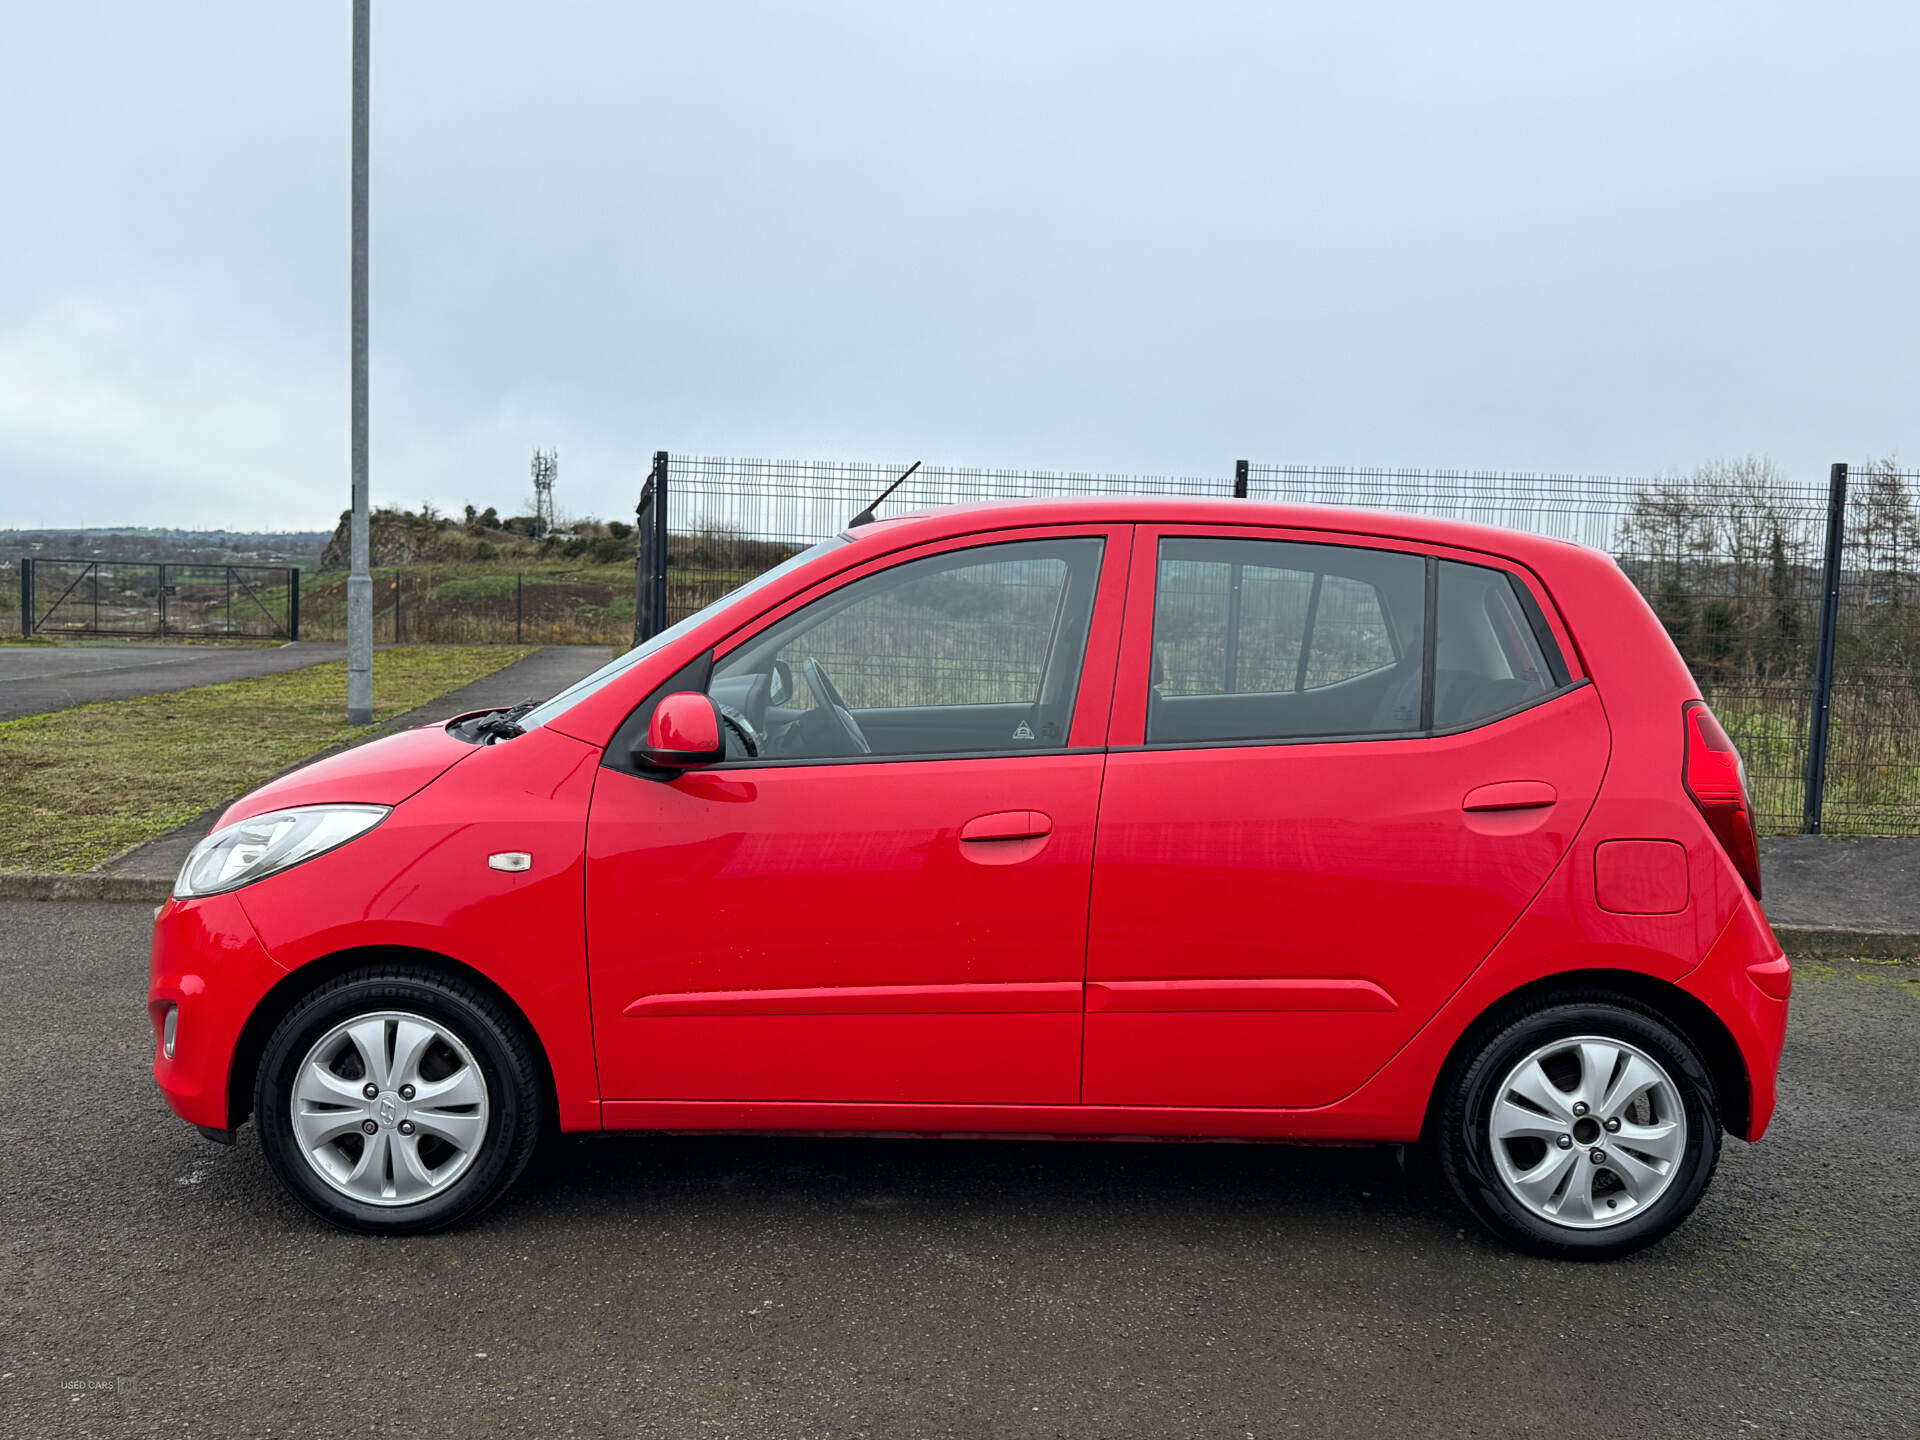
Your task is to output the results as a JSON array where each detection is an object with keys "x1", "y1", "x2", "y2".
[
  {"x1": 1434, "y1": 995, "x2": 1721, "y2": 1260},
  {"x1": 254, "y1": 965, "x2": 544, "y2": 1234}
]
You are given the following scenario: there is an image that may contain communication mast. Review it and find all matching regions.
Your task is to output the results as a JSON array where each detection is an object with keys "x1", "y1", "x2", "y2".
[{"x1": 530, "y1": 449, "x2": 558, "y2": 537}]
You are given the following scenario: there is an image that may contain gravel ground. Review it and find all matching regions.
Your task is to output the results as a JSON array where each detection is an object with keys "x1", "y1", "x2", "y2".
[{"x1": 0, "y1": 902, "x2": 1914, "y2": 1439}]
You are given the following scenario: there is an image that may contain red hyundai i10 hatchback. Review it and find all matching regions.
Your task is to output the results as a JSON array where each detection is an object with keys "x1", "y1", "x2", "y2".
[{"x1": 149, "y1": 499, "x2": 1789, "y2": 1257}]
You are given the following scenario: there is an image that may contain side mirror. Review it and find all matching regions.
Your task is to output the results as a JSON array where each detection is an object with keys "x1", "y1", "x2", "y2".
[
  {"x1": 769, "y1": 659, "x2": 794, "y2": 707},
  {"x1": 633, "y1": 692, "x2": 726, "y2": 771}
]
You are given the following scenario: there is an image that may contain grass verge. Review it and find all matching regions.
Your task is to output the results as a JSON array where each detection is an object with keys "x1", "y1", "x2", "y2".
[{"x1": 0, "y1": 645, "x2": 534, "y2": 872}]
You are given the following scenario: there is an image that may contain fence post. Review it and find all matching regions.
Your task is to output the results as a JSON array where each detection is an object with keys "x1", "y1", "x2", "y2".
[
  {"x1": 159, "y1": 563, "x2": 168, "y2": 638},
  {"x1": 652, "y1": 450, "x2": 669, "y2": 639},
  {"x1": 1234, "y1": 459, "x2": 1249, "y2": 499},
  {"x1": 20, "y1": 558, "x2": 31, "y2": 636},
  {"x1": 631, "y1": 464, "x2": 656, "y2": 647},
  {"x1": 516, "y1": 573, "x2": 523, "y2": 644},
  {"x1": 289, "y1": 568, "x2": 301, "y2": 640},
  {"x1": 1802, "y1": 462, "x2": 1848, "y2": 834},
  {"x1": 632, "y1": 451, "x2": 670, "y2": 645}
]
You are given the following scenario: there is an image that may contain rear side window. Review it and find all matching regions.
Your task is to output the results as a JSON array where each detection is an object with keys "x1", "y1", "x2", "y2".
[
  {"x1": 1148, "y1": 538, "x2": 1428, "y2": 744},
  {"x1": 1432, "y1": 561, "x2": 1564, "y2": 728}
]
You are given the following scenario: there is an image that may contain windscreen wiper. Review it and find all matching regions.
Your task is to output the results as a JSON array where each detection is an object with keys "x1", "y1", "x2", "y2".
[{"x1": 469, "y1": 700, "x2": 539, "y2": 742}]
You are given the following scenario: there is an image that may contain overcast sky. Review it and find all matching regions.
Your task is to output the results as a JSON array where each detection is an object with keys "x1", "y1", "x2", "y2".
[{"x1": 3, "y1": 1, "x2": 1916, "y2": 531}]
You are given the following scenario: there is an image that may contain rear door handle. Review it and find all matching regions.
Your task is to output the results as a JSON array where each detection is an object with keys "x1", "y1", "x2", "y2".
[
  {"x1": 1462, "y1": 781, "x2": 1558, "y2": 812},
  {"x1": 960, "y1": 810, "x2": 1053, "y2": 842}
]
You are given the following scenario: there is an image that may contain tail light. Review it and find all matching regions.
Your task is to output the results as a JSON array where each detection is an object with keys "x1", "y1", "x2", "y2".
[{"x1": 1682, "y1": 700, "x2": 1762, "y2": 899}]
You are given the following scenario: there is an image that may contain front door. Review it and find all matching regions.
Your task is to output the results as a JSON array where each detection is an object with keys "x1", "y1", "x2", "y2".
[
  {"x1": 1083, "y1": 527, "x2": 1609, "y2": 1108},
  {"x1": 587, "y1": 526, "x2": 1130, "y2": 1105}
]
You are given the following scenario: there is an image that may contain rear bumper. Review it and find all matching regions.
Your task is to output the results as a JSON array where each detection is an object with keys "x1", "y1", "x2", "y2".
[
  {"x1": 148, "y1": 893, "x2": 288, "y2": 1131},
  {"x1": 1681, "y1": 892, "x2": 1790, "y2": 1141}
]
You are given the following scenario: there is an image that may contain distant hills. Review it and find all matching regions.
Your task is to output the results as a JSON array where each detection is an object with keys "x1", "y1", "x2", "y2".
[{"x1": 0, "y1": 527, "x2": 332, "y2": 569}]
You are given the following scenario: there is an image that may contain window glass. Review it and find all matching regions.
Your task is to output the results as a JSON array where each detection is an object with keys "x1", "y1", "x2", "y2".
[
  {"x1": 1148, "y1": 538, "x2": 1426, "y2": 744},
  {"x1": 1152, "y1": 551, "x2": 1313, "y2": 697},
  {"x1": 1433, "y1": 561, "x2": 1560, "y2": 728},
  {"x1": 1301, "y1": 575, "x2": 1397, "y2": 689},
  {"x1": 516, "y1": 538, "x2": 847, "y2": 732},
  {"x1": 709, "y1": 538, "x2": 1104, "y2": 760}
]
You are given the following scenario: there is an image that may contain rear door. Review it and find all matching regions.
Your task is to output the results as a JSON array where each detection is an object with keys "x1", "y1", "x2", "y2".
[{"x1": 1083, "y1": 525, "x2": 1609, "y2": 1108}]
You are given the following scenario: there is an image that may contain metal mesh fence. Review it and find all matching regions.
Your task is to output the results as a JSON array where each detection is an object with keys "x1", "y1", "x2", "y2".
[
  {"x1": 1827, "y1": 463, "x2": 1920, "y2": 834},
  {"x1": 664, "y1": 454, "x2": 1223, "y2": 625},
  {"x1": 22, "y1": 560, "x2": 298, "y2": 640},
  {"x1": 15, "y1": 455, "x2": 1911, "y2": 834},
  {"x1": 643, "y1": 453, "x2": 1920, "y2": 835},
  {"x1": 1246, "y1": 464, "x2": 1840, "y2": 834},
  {"x1": 294, "y1": 569, "x2": 632, "y2": 646}
]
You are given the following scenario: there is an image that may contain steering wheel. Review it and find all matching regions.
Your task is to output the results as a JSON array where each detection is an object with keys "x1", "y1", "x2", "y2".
[
  {"x1": 804, "y1": 656, "x2": 871, "y2": 756},
  {"x1": 714, "y1": 701, "x2": 763, "y2": 758}
]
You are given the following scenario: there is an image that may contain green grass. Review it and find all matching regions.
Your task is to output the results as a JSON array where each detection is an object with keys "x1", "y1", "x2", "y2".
[{"x1": 0, "y1": 645, "x2": 534, "y2": 872}]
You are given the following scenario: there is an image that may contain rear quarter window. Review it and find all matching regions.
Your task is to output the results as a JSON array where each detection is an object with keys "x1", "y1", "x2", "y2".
[{"x1": 1432, "y1": 560, "x2": 1567, "y2": 729}]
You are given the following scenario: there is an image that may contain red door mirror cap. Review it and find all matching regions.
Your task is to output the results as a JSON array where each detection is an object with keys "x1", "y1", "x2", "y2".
[{"x1": 636, "y1": 692, "x2": 726, "y2": 770}]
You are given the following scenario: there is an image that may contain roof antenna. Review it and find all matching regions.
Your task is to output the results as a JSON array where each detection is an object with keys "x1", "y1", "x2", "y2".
[{"x1": 847, "y1": 460, "x2": 922, "y2": 529}]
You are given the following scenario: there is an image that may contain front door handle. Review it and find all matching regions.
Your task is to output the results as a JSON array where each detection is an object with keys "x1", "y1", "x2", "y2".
[
  {"x1": 960, "y1": 810, "x2": 1053, "y2": 842},
  {"x1": 1462, "y1": 781, "x2": 1558, "y2": 812}
]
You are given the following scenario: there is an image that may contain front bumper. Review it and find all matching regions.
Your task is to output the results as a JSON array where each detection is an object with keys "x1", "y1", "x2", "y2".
[{"x1": 148, "y1": 892, "x2": 289, "y2": 1131}]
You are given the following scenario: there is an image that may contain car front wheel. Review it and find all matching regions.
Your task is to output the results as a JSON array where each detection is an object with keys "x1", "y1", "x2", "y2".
[
  {"x1": 254, "y1": 966, "x2": 544, "y2": 1233},
  {"x1": 1435, "y1": 996, "x2": 1722, "y2": 1259}
]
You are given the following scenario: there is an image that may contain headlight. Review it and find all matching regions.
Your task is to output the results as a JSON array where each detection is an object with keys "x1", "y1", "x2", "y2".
[{"x1": 173, "y1": 804, "x2": 390, "y2": 898}]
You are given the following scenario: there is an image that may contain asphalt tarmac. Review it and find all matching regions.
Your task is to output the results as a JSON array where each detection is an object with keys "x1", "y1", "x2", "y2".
[
  {"x1": 0, "y1": 642, "x2": 355, "y2": 721},
  {"x1": 1, "y1": 901, "x2": 1914, "y2": 1438}
]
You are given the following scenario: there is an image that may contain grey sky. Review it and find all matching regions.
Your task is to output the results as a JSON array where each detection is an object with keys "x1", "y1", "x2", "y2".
[{"x1": 3, "y1": 1, "x2": 1915, "y2": 530}]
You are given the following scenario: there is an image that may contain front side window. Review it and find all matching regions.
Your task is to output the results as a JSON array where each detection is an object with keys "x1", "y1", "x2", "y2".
[
  {"x1": 516, "y1": 538, "x2": 847, "y2": 733},
  {"x1": 708, "y1": 538, "x2": 1104, "y2": 761},
  {"x1": 1148, "y1": 537, "x2": 1427, "y2": 744}
]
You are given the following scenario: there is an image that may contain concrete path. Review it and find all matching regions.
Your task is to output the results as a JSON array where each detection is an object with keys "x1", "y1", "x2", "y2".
[
  {"x1": 0, "y1": 641, "x2": 354, "y2": 721},
  {"x1": 390, "y1": 643, "x2": 612, "y2": 724},
  {"x1": 101, "y1": 645, "x2": 612, "y2": 882},
  {"x1": 1759, "y1": 835, "x2": 1920, "y2": 932},
  {"x1": 4, "y1": 900, "x2": 1916, "y2": 1438}
]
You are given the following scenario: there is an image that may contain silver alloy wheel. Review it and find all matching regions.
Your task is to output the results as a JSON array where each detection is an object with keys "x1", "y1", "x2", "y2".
[
  {"x1": 290, "y1": 1010, "x2": 490, "y2": 1207},
  {"x1": 1488, "y1": 1034, "x2": 1688, "y2": 1230}
]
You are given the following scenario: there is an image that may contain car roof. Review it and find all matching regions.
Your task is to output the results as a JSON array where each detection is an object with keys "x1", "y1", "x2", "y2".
[{"x1": 852, "y1": 496, "x2": 1599, "y2": 568}]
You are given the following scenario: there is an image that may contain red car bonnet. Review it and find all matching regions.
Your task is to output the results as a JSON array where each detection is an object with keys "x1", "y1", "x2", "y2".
[{"x1": 217, "y1": 723, "x2": 480, "y2": 828}]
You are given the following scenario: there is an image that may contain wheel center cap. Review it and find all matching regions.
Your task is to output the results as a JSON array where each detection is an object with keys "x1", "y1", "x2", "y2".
[
  {"x1": 373, "y1": 1091, "x2": 405, "y2": 1128},
  {"x1": 1572, "y1": 1116, "x2": 1602, "y2": 1145}
]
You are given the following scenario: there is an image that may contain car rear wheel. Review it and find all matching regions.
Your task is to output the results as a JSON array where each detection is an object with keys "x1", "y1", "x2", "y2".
[
  {"x1": 1435, "y1": 997, "x2": 1721, "y2": 1259},
  {"x1": 254, "y1": 966, "x2": 543, "y2": 1234}
]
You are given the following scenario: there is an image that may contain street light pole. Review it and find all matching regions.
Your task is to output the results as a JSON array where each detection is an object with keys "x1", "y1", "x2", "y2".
[{"x1": 346, "y1": 0, "x2": 373, "y2": 723}]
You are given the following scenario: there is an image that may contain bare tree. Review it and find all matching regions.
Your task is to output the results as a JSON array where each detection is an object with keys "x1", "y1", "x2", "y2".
[{"x1": 1619, "y1": 457, "x2": 1815, "y2": 682}]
